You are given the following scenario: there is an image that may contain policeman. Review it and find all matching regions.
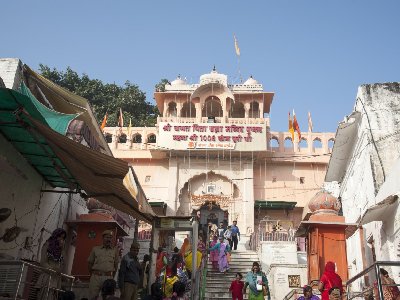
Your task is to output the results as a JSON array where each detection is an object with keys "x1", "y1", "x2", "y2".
[{"x1": 88, "y1": 230, "x2": 119, "y2": 299}]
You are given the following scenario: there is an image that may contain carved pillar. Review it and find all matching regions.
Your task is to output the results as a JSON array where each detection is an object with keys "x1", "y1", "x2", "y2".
[
  {"x1": 177, "y1": 102, "x2": 183, "y2": 118},
  {"x1": 244, "y1": 103, "x2": 250, "y2": 119},
  {"x1": 259, "y1": 100, "x2": 264, "y2": 119},
  {"x1": 195, "y1": 102, "x2": 201, "y2": 122},
  {"x1": 163, "y1": 101, "x2": 168, "y2": 118},
  {"x1": 222, "y1": 97, "x2": 227, "y2": 123}
]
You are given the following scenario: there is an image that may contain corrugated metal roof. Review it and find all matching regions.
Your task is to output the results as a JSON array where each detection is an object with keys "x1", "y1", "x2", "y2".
[
  {"x1": 23, "y1": 65, "x2": 112, "y2": 156},
  {"x1": 29, "y1": 116, "x2": 154, "y2": 222},
  {"x1": 0, "y1": 88, "x2": 77, "y2": 188}
]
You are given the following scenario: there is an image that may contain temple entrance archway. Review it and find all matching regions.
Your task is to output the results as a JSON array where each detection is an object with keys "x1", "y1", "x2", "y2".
[{"x1": 177, "y1": 171, "x2": 240, "y2": 223}]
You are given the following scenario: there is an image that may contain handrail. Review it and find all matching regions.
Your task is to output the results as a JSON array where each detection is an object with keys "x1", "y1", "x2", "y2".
[
  {"x1": 346, "y1": 261, "x2": 400, "y2": 300},
  {"x1": 0, "y1": 260, "x2": 74, "y2": 300}
]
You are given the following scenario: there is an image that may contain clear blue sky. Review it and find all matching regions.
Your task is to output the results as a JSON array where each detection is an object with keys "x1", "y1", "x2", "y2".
[{"x1": 2, "y1": 1, "x2": 399, "y2": 132}]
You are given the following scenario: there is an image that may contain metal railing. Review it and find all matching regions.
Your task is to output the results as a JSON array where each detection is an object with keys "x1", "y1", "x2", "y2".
[
  {"x1": 346, "y1": 261, "x2": 400, "y2": 300},
  {"x1": 0, "y1": 260, "x2": 74, "y2": 300},
  {"x1": 249, "y1": 229, "x2": 305, "y2": 251}
]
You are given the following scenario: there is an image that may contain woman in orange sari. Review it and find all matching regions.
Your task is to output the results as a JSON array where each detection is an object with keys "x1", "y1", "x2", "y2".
[
  {"x1": 179, "y1": 238, "x2": 191, "y2": 257},
  {"x1": 155, "y1": 247, "x2": 167, "y2": 278}
]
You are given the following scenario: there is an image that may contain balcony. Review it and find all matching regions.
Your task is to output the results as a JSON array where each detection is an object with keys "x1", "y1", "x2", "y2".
[{"x1": 157, "y1": 116, "x2": 269, "y2": 126}]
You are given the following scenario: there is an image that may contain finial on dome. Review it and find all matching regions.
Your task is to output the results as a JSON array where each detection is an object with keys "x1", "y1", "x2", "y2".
[
  {"x1": 308, "y1": 190, "x2": 341, "y2": 215},
  {"x1": 213, "y1": 65, "x2": 216, "y2": 71}
]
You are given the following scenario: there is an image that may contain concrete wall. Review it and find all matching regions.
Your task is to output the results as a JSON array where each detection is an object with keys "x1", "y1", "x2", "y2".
[
  {"x1": 267, "y1": 264, "x2": 308, "y2": 300},
  {"x1": 0, "y1": 134, "x2": 87, "y2": 274},
  {"x1": 329, "y1": 83, "x2": 400, "y2": 287}
]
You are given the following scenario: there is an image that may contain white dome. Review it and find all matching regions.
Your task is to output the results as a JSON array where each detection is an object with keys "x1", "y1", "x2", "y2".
[
  {"x1": 244, "y1": 75, "x2": 259, "y2": 85},
  {"x1": 170, "y1": 75, "x2": 186, "y2": 86}
]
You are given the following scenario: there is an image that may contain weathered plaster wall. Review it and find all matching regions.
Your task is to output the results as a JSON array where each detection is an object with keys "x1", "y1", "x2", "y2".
[
  {"x1": 0, "y1": 134, "x2": 87, "y2": 274},
  {"x1": 332, "y1": 82, "x2": 400, "y2": 286}
]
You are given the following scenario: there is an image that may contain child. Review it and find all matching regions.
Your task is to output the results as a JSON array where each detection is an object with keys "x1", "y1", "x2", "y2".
[
  {"x1": 229, "y1": 272, "x2": 244, "y2": 300},
  {"x1": 171, "y1": 281, "x2": 188, "y2": 300}
]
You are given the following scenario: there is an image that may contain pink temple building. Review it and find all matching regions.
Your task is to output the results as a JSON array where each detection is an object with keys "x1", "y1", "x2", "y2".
[{"x1": 104, "y1": 67, "x2": 335, "y2": 248}]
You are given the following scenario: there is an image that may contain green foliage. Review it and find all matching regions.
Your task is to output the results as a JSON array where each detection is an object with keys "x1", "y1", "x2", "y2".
[
  {"x1": 155, "y1": 78, "x2": 170, "y2": 92},
  {"x1": 38, "y1": 64, "x2": 159, "y2": 127}
]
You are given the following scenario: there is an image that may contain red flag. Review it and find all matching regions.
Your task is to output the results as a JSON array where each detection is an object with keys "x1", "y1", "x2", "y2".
[
  {"x1": 100, "y1": 112, "x2": 108, "y2": 130},
  {"x1": 293, "y1": 109, "x2": 301, "y2": 140},
  {"x1": 288, "y1": 112, "x2": 294, "y2": 141},
  {"x1": 118, "y1": 108, "x2": 124, "y2": 128}
]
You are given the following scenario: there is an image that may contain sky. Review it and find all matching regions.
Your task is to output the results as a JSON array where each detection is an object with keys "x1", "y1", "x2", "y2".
[{"x1": 1, "y1": 1, "x2": 400, "y2": 132}]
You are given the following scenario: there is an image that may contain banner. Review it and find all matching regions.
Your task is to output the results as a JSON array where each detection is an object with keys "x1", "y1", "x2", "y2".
[{"x1": 157, "y1": 122, "x2": 267, "y2": 151}]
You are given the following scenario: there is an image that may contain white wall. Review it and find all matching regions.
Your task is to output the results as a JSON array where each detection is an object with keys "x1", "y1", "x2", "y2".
[
  {"x1": 331, "y1": 83, "x2": 400, "y2": 286},
  {"x1": 267, "y1": 264, "x2": 308, "y2": 300},
  {"x1": 0, "y1": 134, "x2": 87, "y2": 274}
]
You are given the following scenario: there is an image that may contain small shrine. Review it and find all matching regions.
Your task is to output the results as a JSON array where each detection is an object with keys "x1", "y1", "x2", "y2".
[
  {"x1": 67, "y1": 198, "x2": 129, "y2": 281},
  {"x1": 296, "y1": 190, "x2": 357, "y2": 284}
]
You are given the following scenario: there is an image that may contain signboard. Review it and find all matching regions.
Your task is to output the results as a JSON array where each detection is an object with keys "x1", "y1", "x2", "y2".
[
  {"x1": 158, "y1": 122, "x2": 267, "y2": 151},
  {"x1": 156, "y1": 218, "x2": 192, "y2": 229}
]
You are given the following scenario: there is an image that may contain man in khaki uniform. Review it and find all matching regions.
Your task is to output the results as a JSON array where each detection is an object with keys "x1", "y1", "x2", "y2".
[{"x1": 88, "y1": 230, "x2": 119, "y2": 299}]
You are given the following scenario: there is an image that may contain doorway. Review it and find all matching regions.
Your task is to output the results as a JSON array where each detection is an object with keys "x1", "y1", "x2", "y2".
[{"x1": 197, "y1": 202, "x2": 228, "y2": 238}]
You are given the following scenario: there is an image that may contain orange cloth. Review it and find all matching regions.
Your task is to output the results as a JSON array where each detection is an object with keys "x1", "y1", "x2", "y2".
[
  {"x1": 155, "y1": 252, "x2": 167, "y2": 277},
  {"x1": 179, "y1": 238, "x2": 191, "y2": 256}
]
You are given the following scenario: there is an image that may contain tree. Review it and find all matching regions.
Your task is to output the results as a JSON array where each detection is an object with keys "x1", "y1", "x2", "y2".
[
  {"x1": 39, "y1": 64, "x2": 159, "y2": 127},
  {"x1": 155, "y1": 78, "x2": 170, "y2": 92}
]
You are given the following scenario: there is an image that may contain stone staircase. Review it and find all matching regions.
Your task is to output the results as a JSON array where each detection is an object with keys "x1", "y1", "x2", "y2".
[{"x1": 204, "y1": 250, "x2": 260, "y2": 300}]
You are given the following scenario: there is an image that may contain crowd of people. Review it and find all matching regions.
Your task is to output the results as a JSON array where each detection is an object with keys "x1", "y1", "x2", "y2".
[{"x1": 31, "y1": 225, "x2": 400, "y2": 300}]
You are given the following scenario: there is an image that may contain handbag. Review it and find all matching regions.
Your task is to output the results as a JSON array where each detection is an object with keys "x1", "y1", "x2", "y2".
[{"x1": 262, "y1": 285, "x2": 268, "y2": 297}]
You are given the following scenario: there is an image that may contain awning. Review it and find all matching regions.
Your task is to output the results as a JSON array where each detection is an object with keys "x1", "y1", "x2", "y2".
[
  {"x1": 23, "y1": 65, "x2": 111, "y2": 155},
  {"x1": 27, "y1": 116, "x2": 155, "y2": 222},
  {"x1": 359, "y1": 195, "x2": 398, "y2": 225},
  {"x1": 325, "y1": 111, "x2": 361, "y2": 182},
  {"x1": 0, "y1": 87, "x2": 78, "y2": 188},
  {"x1": 254, "y1": 200, "x2": 297, "y2": 210}
]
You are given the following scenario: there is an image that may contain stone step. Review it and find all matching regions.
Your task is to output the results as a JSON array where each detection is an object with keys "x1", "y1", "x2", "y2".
[{"x1": 204, "y1": 292, "x2": 249, "y2": 299}]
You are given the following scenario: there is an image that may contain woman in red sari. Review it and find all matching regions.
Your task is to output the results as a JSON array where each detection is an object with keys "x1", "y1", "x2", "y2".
[{"x1": 319, "y1": 261, "x2": 343, "y2": 300}]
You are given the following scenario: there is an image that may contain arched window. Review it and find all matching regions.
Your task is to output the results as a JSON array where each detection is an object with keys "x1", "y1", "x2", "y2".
[
  {"x1": 299, "y1": 138, "x2": 308, "y2": 148},
  {"x1": 202, "y1": 97, "x2": 223, "y2": 118},
  {"x1": 328, "y1": 138, "x2": 335, "y2": 149},
  {"x1": 148, "y1": 134, "x2": 156, "y2": 143},
  {"x1": 104, "y1": 133, "x2": 112, "y2": 143},
  {"x1": 181, "y1": 102, "x2": 196, "y2": 118},
  {"x1": 270, "y1": 137, "x2": 279, "y2": 148},
  {"x1": 249, "y1": 101, "x2": 260, "y2": 118},
  {"x1": 118, "y1": 134, "x2": 127, "y2": 143},
  {"x1": 168, "y1": 102, "x2": 177, "y2": 117},
  {"x1": 313, "y1": 138, "x2": 322, "y2": 148},
  {"x1": 284, "y1": 137, "x2": 293, "y2": 148},
  {"x1": 132, "y1": 134, "x2": 142, "y2": 143},
  {"x1": 230, "y1": 101, "x2": 245, "y2": 118}
]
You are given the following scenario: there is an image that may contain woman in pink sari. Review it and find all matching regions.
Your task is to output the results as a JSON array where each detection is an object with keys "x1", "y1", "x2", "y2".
[
  {"x1": 209, "y1": 236, "x2": 219, "y2": 270},
  {"x1": 209, "y1": 236, "x2": 231, "y2": 273}
]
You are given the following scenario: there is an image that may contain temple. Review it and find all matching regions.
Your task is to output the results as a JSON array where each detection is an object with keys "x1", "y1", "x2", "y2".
[{"x1": 104, "y1": 67, "x2": 335, "y2": 248}]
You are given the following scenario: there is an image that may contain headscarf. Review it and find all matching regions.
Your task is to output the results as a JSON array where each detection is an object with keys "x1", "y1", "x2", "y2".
[
  {"x1": 179, "y1": 238, "x2": 190, "y2": 256},
  {"x1": 320, "y1": 261, "x2": 343, "y2": 299},
  {"x1": 47, "y1": 228, "x2": 66, "y2": 262}
]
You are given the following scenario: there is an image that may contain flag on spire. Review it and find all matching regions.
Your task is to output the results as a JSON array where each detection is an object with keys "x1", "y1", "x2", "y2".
[
  {"x1": 288, "y1": 112, "x2": 294, "y2": 141},
  {"x1": 308, "y1": 111, "x2": 313, "y2": 132},
  {"x1": 293, "y1": 109, "x2": 301, "y2": 140},
  {"x1": 100, "y1": 112, "x2": 108, "y2": 130},
  {"x1": 118, "y1": 108, "x2": 124, "y2": 128},
  {"x1": 234, "y1": 34, "x2": 240, "y2": 56}
]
